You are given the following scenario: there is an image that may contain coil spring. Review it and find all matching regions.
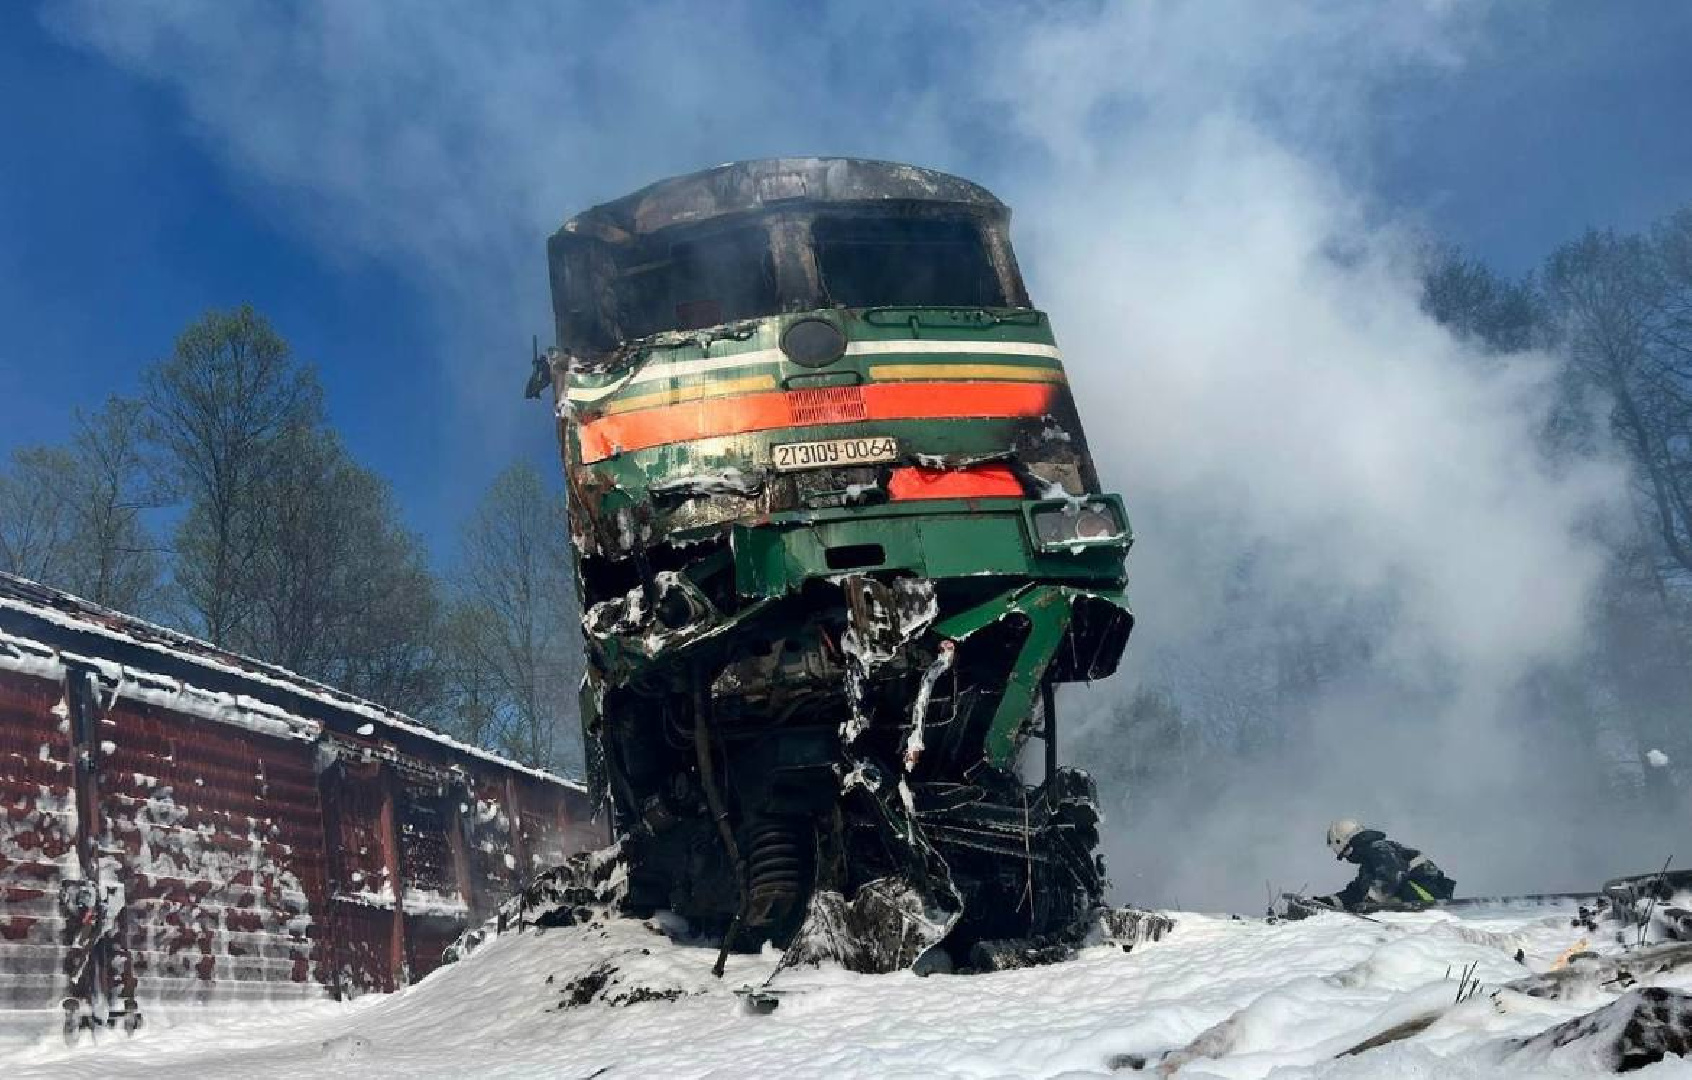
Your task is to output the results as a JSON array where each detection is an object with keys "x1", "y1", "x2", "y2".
[{"x1": 744, "y1": 821, "x2": 804, "y2": 924}]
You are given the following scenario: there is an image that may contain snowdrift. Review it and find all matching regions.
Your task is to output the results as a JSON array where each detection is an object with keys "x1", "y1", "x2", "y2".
[{"x1": 4, "y1": 900, "x2": 1691, "y2": 1078}]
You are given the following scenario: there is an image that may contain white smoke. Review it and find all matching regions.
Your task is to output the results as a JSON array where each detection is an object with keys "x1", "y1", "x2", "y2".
[
  {"x1": 1016, "y1": 116, "x2": 1632, "y2": 908},
  {"x1": 49, "y1": 1, "x2": 1653, "y2": 909},
  {"x1": 970, "y1": 7, "x2": 1647, "y2": 908}
]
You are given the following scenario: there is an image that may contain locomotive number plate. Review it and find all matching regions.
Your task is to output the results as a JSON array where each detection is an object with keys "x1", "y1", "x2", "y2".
[{"x1": 772, "y1": 436, "x2": 898, "y2": 472}]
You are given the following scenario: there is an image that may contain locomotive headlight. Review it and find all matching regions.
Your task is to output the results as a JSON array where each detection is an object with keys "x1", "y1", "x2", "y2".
[
  {"x1": 780, "y1": 317, "x2": 848, "y2": 368},
  {"x1": 1025, "y1": 495, "x2": 1130, "y2": 553}
]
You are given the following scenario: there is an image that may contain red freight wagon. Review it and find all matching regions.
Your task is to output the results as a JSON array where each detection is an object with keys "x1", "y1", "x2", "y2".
[{"x1": 0, "y1": 572, "x2": 602, "y2": 1042}]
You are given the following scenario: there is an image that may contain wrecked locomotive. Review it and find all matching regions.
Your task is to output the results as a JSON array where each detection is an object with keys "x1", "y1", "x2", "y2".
[{"x1": 530, "y1": 158, "x2": 1135, "y2": 968}]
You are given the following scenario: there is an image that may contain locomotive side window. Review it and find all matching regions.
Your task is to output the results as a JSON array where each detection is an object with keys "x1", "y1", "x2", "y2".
[
  {"x1": 813, "y1": 215, "x2": 1005, "y2": 309},
  {"x1": 618, "y1": 225, "x2": 778, "y2": 338}
]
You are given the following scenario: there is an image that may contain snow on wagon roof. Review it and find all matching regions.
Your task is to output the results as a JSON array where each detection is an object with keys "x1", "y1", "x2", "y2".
[{"x1": 0, "y1": 571, "x2": 584, "y2": 792}]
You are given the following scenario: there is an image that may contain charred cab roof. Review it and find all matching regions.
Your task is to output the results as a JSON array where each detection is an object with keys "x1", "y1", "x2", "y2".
[
  {"x1": 554, "y1": 157, "x2": 1009, "y2": 242},
  {"x1": 547, "y1": 158, "x2": 1028, "y2": 355}
]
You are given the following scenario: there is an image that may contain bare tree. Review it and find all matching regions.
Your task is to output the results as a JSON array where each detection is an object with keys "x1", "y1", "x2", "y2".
[
  {"x1": 444, "y1": 463, "x2": 584, "y2": 775},
  {"x1": 0, "y1": 447, "x2": 80, "y2": 585},
  {"x1": 134, "y1": 306, "x2": 444, "y2": 714},
  {"x1": 1420, "y1": 246, "x2": 1543, "y2": 355},
  {"x1": 435, "y1": 600, "x2": 504, "y2": 747},
  {"x1": 143, "y1": 306, "x2": 322, "y2": 644},
  {"x1": 66, "y1": 397, "x2": 161, "y2": 611},
  {"x1": 1546, "y1": 229, "x2": 1692, "y2": 576},
  {"x1": 0, "y1": 399, "x2": 159, "y2": 610},
  {"x1": 1535, "y1": 222, "x2": 1692, "y2": 807},
  {"x1": 233, "y1": 423, "x2": 443, "y2": 713}
]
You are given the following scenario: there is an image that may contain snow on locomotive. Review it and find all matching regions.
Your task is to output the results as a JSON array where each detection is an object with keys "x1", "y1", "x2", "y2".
[{"x1": 533, "y1": 158, "x2": 1136, "y2": 970}]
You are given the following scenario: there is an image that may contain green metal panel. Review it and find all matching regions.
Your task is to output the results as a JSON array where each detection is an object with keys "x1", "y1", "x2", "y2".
[
  {"x1": 729, "y1": 502, "x2": 1127, "y2": 599},
  {"x1": 979, "y1": 587, "x2": 1075, "y2": 766},
  {"x1": 850, "y1": 305, "x2": 1054, "y2": 344},
  {"x1": 931, "y1": 584, "x2": 1132, "y2": 767}
]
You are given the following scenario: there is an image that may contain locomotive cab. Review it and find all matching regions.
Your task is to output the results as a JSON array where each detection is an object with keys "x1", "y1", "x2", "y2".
[
  {"x1": 548, "y1": 159, "x2": 1027, "y2": 354},
  {"x1": 541, "y1": 158, "x2": 1136, "y2": 968}
]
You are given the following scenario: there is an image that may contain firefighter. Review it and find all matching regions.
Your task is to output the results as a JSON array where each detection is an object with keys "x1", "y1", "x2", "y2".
[{"x1": 1314, "y1": 819, "x2": 1455, "y2": 912}]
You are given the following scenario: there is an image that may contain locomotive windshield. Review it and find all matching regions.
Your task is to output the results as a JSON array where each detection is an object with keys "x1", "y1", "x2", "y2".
[
  {"x1": 611, "y1": 214, "x2": 1006, "y2": 341},
  {"x1": 618, "y1": 225, "x2": 779, "y2": 338},
  {"x1": 548, "y1": 159, "x2": 1031, "y2": 356},
  {"x1": 812, "y1": 215, "x2": 1006, "y2": 308}
]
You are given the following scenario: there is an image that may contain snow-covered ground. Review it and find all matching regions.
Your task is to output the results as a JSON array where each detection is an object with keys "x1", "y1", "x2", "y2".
[{"x1": 4, "y1": 901, "x2": 1688, "y2": 1078}]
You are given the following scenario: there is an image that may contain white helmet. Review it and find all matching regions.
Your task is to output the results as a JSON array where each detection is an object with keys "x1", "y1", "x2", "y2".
[{"x1": 1326, "y1": 818, "x2": 1365, "y2": 859}]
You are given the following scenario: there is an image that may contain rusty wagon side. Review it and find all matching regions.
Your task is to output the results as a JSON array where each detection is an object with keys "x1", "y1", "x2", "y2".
[{"x1": 0, "y1": 572, "x2": 603, "y2": 1042}]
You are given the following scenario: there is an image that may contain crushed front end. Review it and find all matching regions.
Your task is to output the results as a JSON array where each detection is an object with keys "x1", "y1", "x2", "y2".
[{"x1": 540, "y1": 159, "x2": 1135, "y2": 970}]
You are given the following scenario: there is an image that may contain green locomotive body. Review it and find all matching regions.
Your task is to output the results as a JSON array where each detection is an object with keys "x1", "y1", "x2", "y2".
[{"x1": 538, "y1": 158, "x2": 1134, "y2": 966}]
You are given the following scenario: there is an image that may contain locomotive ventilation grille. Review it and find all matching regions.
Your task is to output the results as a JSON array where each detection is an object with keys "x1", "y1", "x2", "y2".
[{"x1": 787, "y1": 385, "x2": 868, "y2": 426}]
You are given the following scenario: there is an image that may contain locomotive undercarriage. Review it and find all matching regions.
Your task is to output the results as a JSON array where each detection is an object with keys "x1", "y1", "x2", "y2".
[{"x1": 582, "y1": 542, "x2": 1125, "y2": 972}]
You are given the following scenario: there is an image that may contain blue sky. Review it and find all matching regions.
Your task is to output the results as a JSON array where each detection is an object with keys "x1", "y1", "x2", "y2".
[
  {"x1": 0, "y1": 5, "x2": 442, "y2": 523},
  {"x1": 2, "y1": 1, "x2": 1689, "y2": 561}
]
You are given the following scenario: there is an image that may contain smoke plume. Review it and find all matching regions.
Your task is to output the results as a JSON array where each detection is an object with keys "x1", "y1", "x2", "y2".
[{"x1": 49, "y1": 1, "x2": 1666, "y2": 909}]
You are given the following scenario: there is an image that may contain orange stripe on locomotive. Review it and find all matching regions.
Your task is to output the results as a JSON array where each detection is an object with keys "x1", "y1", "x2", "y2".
[{"x1": 575, "y1": 381, "x2": 1057, "y2": 463}]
